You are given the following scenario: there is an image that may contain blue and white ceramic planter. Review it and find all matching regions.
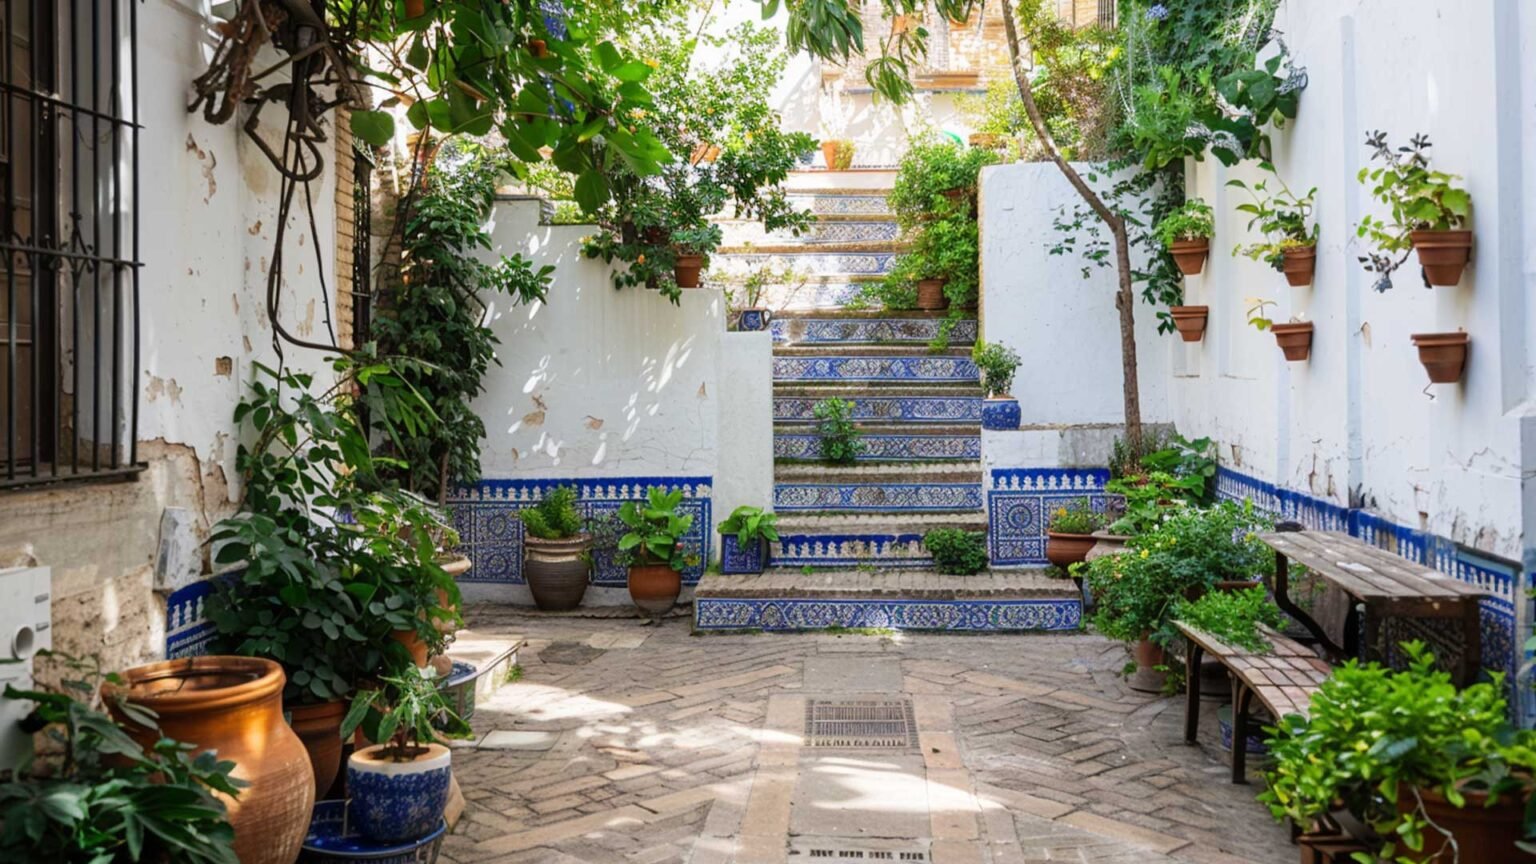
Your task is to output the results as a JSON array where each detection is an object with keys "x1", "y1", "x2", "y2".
[
  {"x1": 720, "y1": 534, "x2": 769, "y2": 574},
  {"x1": 346, "y1": 744, "x2": 452, "y2": 844},
  {"x1": 980, "y1": 396, "x2": 1020, "y2": 431},
  {"x1": 301, "y1": 800, "x2": 445, "y2": 863},
  {"x1": 738, "y1": 308, "x2": 772, "y2": 332}
]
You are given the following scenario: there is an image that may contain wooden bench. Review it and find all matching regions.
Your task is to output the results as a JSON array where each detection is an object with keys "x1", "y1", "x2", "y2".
[{"x1": 1175, "y1": 620, "x2": 1331, "y2": 783}]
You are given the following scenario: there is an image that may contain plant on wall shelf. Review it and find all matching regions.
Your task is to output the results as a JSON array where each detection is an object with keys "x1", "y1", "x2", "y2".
[
  {"x1": 1154, "y1": 199, "x2": 1215, "y2": 276},
  {"x1": 1356, "y1": 131, "x2": 1472, "y2": 290},
  {"x1": 972, "y1": 340, "x2": 1021, "y2": 397},
  {"x1": 813, "y1": 397, "x2": 865, "y2": 464},
  {"x1": 1245, "y1": 297, "x2": 1278, "y2": 331},
  {"x1": 1229, "y1": 169, "x2": 1319, "y2": 286}
]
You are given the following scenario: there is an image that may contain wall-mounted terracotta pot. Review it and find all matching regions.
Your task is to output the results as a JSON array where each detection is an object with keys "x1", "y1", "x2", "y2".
[
  {"x1": 1411, "y1": 331, "x2": 1469, "y2": 384},
  {"x1": 916, "y1": 278, "x2": 949, "y2": 311},
  {"x1": 1271, "y1": 322, "x2": 1314, "y2": 362},
  {"x1": 1410, "y1": 229, "x2": 1472, "y2": 286},
  {"x1": 673, "y1": 253, "x2": 705, "y2": 288},
  {"x1": 1281, "y1": 244, "x2": 1316, "y2": 287},
  {"x1": 1169, "y1": 238, "x2": 1210, "y2": 276},
  {"x1": 1169, "y1": 305, "x2": 1209, "y2": 343}
]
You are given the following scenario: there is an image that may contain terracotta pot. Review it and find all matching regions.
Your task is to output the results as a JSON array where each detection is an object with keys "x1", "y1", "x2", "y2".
[
  {"x1": 105, "y1": 657, "x2": 313, "y2": 864},
  {"x1": 1411, "y1": 332, "x2": 1470, "y2": 384},
  {"x1": 820, "y1": 140, "x2": 840, "y2": 169},
  {"x1": 1084, "y1": 530, "x2": 1132, "y2": 563},
  {"x1": 673, "y1": 253, "x2": 705, "y2": 288},
  {"x1": 941, "y1": 186, "x2": 970, "y2": 210},
  {"x1": 405, "y1": 0, "x2": 425, "y2": 17},
  {"x1": 628, "y1": 563, "x2": 682, "y2": 616},
  {"x1": 524, "y1": 533, "x2": 593, "y2": 611},
  {"x1": 1281, "y1": 244, "x2": 1316, "y2": 287},
  {"x1": 916, "y1": 278, "x2": 949, "y2": 311},
  {"x1": 1169, "y1": 305, "x2": 1209, "y2": 343},
  {"x1": 1395, "y1": 784, "x2": 1533, "y2": 863},
  {"x1": 1271, "y1": 321, "x2": 1314, "y2": 362},
  {"x1": 1411, "y1": 229, "x2": 1472, "y2": 287},
  {"x1": 1046, "y1": 532, "x2": 1096, "y2": 569},
  {"x1": 289, "y1": 699, "x2": 347, "y2": 800},
  {"x1": 390, "y1": 627, "x2": 429, "y2": 668},
  {"x1": 1169, "y1": 238, "x2": 1210, "y2": 276},
  {"x1": 528, "y1": 38, "x2": 548, "y2": 58},
  {"x1": 968, "y1": 132, "x2": 1000, "y2": 148},
  {"x1": 1128, "y1": 637, "x2": 1168, "y2": 693}
]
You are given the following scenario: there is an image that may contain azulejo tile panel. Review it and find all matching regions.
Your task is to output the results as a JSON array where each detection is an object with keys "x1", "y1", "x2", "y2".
[
  {"x1": 165, "y1": 579, "x2": 220, "y2": 659},
  {"x1": 772, "y1": 533, "x2": 932, "y2": 567},
  {"x1": 773, "y1": 356, "x2": 980, "y2": 382},
  {"x1": 718, "y1": 251, "x2": 897, "y2": 276},
  {"x1": 774, "y1": 395, "x2": 982, "y2": 423},
  {"x1": 774, "y1": 433, "x2": 981, "y2": 461},
  {"x1": 787, "y1": 193, "x2": 893, "y2": 216},
  {"x1": 760, "y1": 281, "x2": 865, "y2": 309},
  {"x1": 792, "y1": 220, "x2": 901, "y2": 244},
  {"x1": 448, "y1": 477, "x2": 712, "y2": 587},
  {"x1": 987, "y1": 469, "x2": 1112, "y2": 567},
  {"x1": 720, "y1": 534, "x2": 768, "y2": 575},
  {"x1": 773, "y1": 318, "x2": 979, "y2": 345},
  {"x1": 775, "y1": 482, "x2": 983, "y2": 512},
  {"x1": 694, "y1": 598, "x2": 1083, "y2": 631}
]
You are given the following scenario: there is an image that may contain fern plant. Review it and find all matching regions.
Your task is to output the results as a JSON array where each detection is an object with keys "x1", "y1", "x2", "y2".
[{"x1": 519, "y1": 486, "x2": 584, "y2": 540}]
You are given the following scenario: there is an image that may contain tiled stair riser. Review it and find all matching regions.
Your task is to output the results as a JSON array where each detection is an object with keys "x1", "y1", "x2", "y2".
[
  {"x1": 775, "y1": 482, "x2": 984, "y2": 512},
  {"x1": 715, "y1": 251, "x2": 897, "y2": 277},
  {"x1": 773, "y1": 356, "x2": 980, "y2": 382},
  {"x1": 756, "y1": 281, "x2": 867, "y2": 309},
  {"x1": 773, "y1": 318, "x2": 979, "y2": 345},
  {"x1": 774, "y1": 433, "x2": 981, "y2": 461},
  {"x1": 786, "y1": 193, "x2": 893, "y2": 216},
  {"x1": 769, "y1": 532, "x2": 935, "y2": 568},
  {"x1": 694, "y1": 597, "x2": 1082, "y2": 631},
  {"x1": 775, "y1": 395, "x2": 982, "y2": 423},
  {"x1": 719, "y1": 219, "x2": 900, "y2": 246}
]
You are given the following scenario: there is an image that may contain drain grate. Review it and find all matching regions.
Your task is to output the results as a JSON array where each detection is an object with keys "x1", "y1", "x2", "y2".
[
  {"x1": 803, "y1": 698, "x2": 918, "y2": 749},
  {"x1": 790, "y1": 837, "x2": 929, "y2": 861}
]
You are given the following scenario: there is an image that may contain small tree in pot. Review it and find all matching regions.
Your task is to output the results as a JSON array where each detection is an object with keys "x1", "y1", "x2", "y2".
[
  {"x1": 518, "y1": 486, "x2": 592, "y2": 611},
  {"x1": 973, "y1": 339, "x2": 1021, "y2": 431},
  {"x1": 617, "y1": 487, "x2": 700, "y2": 616}
]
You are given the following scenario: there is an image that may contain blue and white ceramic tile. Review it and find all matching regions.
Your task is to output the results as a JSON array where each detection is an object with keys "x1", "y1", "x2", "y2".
[
  {"x1": 302, "y1": 800, "x2": 445, "y2": 863},
  {"x1": 789, "y1": 220, "x2": 901, "y2": 244},
  {"x1": 775, "y1": 395, "x2": 982, "y2": 424},
  {"x1": 695, "y1": 598, "x2": 1082, "y2": 632},
  {"x1": 774, "y1": 482, "x2": 983, "y2": 512},
  {"x1": 987, "y1": 469, "x2": 1112, "y2": 567},
  {"x1": 774, "y1": 433, "x2": 981, "y2": 461},
  {"x1": 720, "y1": 535, "x2": 769, "y2": 575},
  {"x1": 773, "y1": 318, "x2": 978, "y2": 345},
  {"x1": 773, "y1": 356, "x2": 980, "y2": 382},
  {"x1": 717, "y1": 251, "x2": 897, "y2": 277},
  {"x1": 786, "y1": 193, "x2": 893, "y2": 217},
  {"x1": 165, "y1": 580, "x2": 219, "y2": 659},
  {"x1": 448, "y1": 477, "x2": 711, "y2": 586},
  {"x1": 759, "y1": 281, "x2": 866, "y2": 309},
  {"x1": 980, "y1": 398, "x2": 1021, "y2": 431},
  {"x1": 771, "y1": 532, "x2": 932, "y2": 568},
  {"x1": 737, "y1": 309, "x2": 770, "y2": 332}
]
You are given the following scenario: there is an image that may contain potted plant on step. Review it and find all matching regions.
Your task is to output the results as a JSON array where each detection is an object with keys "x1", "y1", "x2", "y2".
[
  {"x1": 1155, "y1": 199, "x2": 1216, "y2": 276},
  {"x1": 1046, "y1": 499, "x2": 1103, "y2": 569},
  {"x1": 670, "y1": 223, "x2": 721, "y2": 289},
  {"x1": 1230, "y1": 172, "x2": 1319, "y2": 287},
  {"x1": 972, "y1": 339, "x2": 1022, "y2": 431},
  {"x1": 618, "y1": 487, "x2": 700, "y2": 616},
  {"x1": 518, "y1": 485, "x2": 593, "y2": 611},
  {"x1": 719, "y1": 505, "x2": 780, "y2": 575},
  {"x1": 1248, "y1": 299, "x2": 1313, "y2": 362},
  {"x1": 1261, "y1": 642, "x2": 1536, "y2": 864},
  {"x1": 1357, "y1": 131, "x2": 1472, "y2": 290},
  {"x1": 342, "y1": 667, "x2": 470, "y2": 845},
  {"x1": 821, "y1": 138, "x2": 855, "y2": 170},
  {"x1": 1410, "y1": 331, "x2": 1470, "y2": 384},
  {"x1": 730, "y1": 262, "x2": 799, "y2": 332}
]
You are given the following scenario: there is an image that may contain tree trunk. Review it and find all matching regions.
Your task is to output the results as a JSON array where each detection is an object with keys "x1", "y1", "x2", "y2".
[{"x1": 998, "y1": 0, "x2": 1144, "y2": 459}]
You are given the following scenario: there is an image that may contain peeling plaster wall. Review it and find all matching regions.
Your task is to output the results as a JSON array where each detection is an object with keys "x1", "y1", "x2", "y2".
[{"x1": 0, "y1": 0, "x2": 341, "y2": 675}]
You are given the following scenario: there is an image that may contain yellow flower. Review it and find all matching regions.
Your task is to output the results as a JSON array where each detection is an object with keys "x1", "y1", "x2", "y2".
[
  {"x1": 636, "y1": 253, "x2": 646, "y2": 264},
  {"x1": 1140, "y1": 549, "x2": 1150, "y2": 558},
  {"x1": 644, "y1": 57, "x2": 659, "y2": 68}
]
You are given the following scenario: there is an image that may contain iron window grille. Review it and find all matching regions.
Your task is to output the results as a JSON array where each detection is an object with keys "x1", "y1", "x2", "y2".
[{"x1": 1, "y1": 0, "x2": 141, "y2": 488}]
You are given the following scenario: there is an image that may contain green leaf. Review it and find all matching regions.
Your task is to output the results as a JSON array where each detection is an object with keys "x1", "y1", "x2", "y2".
[
  {"x1": 574, "y1": 170, "x2": 610, "y2": 213},
  {"x1": 350, "y1": 110, "x2": 396, "y2": 147},
  {"x1": 611, "y1": 61, "x2": 653, "y2": 83}
]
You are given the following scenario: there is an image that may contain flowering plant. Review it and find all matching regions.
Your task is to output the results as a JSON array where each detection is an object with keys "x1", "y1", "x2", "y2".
[{"x1": 1047, "y1": 499, "x2": 1103, "y2": 535}]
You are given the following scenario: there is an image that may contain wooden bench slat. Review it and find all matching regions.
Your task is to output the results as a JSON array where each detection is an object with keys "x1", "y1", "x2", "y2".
[{"x1": 1260, "y1": 531, "x2": 1483, "y2": 601}]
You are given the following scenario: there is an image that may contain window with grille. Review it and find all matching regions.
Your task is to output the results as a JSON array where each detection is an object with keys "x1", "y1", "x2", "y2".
[{"x1": 1, "y1": 0, "x2": 141, "y2": 488}]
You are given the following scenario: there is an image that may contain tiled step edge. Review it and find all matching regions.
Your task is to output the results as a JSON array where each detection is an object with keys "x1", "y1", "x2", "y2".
[{"x1": 695, "y1": 593, "x2": 1082, "y2": 632}]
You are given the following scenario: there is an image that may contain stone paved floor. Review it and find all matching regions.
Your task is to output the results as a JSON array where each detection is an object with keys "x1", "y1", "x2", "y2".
[{"x1": 441, "y1": 607, "x2": 1294, "y2": 864}]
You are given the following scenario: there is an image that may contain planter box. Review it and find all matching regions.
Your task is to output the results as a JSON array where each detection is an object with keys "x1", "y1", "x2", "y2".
[
  {"x1": 721, "y1": 535, "x2": 769, "y2": 575},
  {"x1": 981, "y1": 396, "x2": 1020, "y2": 431}
]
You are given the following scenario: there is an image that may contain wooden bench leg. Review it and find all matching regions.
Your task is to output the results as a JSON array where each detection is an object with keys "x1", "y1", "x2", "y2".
[
  {"x1": 1231, "y1": 683, "x2": 1254, "y2": 784},
  {"x1": 1184, "y1": 641, "x2": 1204, "y2": 745}
]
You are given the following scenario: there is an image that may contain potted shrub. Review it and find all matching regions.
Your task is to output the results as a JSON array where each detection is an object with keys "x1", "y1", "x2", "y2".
[
  {"x1": 1260, "y1": 642, "x2": 1536, "y2": 864},
  {"x1": 4, "y1": 662, "x2": 246, "y2": 864},
  {"x1": 1357, "y1": 131, "x2": 1472, "y2": 289},
  {"x1": 1169, "y1": 305, "x2": 1209, "y2": 342},
  {"x1": 103, "y1": 656, "x2": 312, "y2": 864},
  {"x1": 518, "y1": 485, "x2": 593, "y2": 611},
  {"x1": 1411, "y1": 331, "x2": 1470, "y2": 384},
  {"x1": 923, "y1": 528, "x2": 989, "y2": 575},
  {"x1": 670, "y1": 223, "x2": 721, "y2": 289},
  {"x1": 1229, "y1": 173, "x2": 1319, "y2": 287},
  {"x1": 813, "y1": 397, "x2": 865, "y2": 463},
  {"x1": 342, "y1": 667, "x2": 470, "y2": 845},
  {"x1": 887, "y1": 139, "x2": 998, "y2": 228},
  {"x1": 972, "y1": 339, "x2": 1021, "y2": 431},
  {"x1": 1046, "y1": 499, "x2": 1103, "y2": 569},
  {"x1": 719, "y1": 505, "x2": 780, "y2": 575},
  {"x1": 1155, "y1": 199, "x2": 1216, "y2": 276},
  {"x1": 617, "y1": 487, "x2": 700, "y2": 616}
]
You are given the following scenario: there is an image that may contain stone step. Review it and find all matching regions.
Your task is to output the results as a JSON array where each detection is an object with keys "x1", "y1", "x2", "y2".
[
  {"x1": 774, "y1": 462, "x2": 981, "y2": 482},
  {"x1": 754, "y1": 278, "x2": 876, "y2": 311},
  {"x1": 772, "y1": 354, "x2": 980, "y2": 383},
  {"x1": 774, "y1": 430, "x2": 981, "y2": 461},
  {"x1": 693, "y1": 570, "x2": 1083, "y2": 632},
  {"x1": 714, "y1": 249, "x2": 898, "y2": 279},
  {"x1": 719, "y1": 240, "x2": 906, "y2": 256},
  {"x1": 773, "y1": 316, "x2": 977, "y2": 346},
  {"x1": 774, "y1": 392, "x2": 983, "y2": 424},
  {"x1": 774, "y1": 479, "x2": 983, "y2": 513}
]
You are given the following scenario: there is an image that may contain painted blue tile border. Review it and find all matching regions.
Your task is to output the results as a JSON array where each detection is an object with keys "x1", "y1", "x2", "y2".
[
  {"x1": 166, "y1": 579, "x2": 220, "y2": 660},
  {"x1": 695, "y1": 598, "x2": 1082, "y2": 631},
  {"x1": 987, "y1": 468, "x2": 1112, "y2": 567},
  {"x1": 448, "y1": 476, "x2": 712, "y2": 587}
]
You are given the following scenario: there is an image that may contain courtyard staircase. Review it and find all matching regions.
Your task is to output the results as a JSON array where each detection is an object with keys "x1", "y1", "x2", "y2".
[{"x1": 694, "y1": 170, "x2": 1080, "y2": 632}]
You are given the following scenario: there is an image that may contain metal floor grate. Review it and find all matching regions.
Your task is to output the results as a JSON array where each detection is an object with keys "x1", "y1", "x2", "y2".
[
  {"x1": 803, "y1": 698, "x2": 918, "y2": 749},
  {"x1": 791, "y1": 837, "x2": 929, "y2": 861}
]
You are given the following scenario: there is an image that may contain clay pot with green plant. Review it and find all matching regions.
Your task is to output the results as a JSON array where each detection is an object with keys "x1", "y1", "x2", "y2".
[
  {"x1": 670, "y1": 224, "x2": 721, "y2": 289},
  {"x1": 973, "y1": 339, "x2": 1021, "y2": 431},
  {"x1": 1155, "y1": 199, "x2": 1215, "y2": 276},
  {"x1": 518, "y1": 485, "x2": 593, "y2": 611},
  {"x1": 821, "y1": 138, "x2": 855, "y2": 170},
  {"x1": 1357, "y1": 131, "x2": 1473, "y2": 289},
  {"x1": 617, "y1": 487, "x2": 700, "y2": 616},
  {"x1": 1411, "y1": 331, "x2": 1470, "y2": 384},
  {"x1": 1249, "y1": 299, "x2": 1313, "y2": 361},
  {"x1": 1230, "y1": 172, "x2": 1319, "y2": 287},
  {"x1": 1169, "y1": 306, "x2": 1209, "y2": 342},
  {"x1": 1046, "y1": 499, "x2": 1103, "y2": 568}
]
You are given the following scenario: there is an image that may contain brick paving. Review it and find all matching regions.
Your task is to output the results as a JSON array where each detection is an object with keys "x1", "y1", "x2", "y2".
[{"x1": 441, "y1": 607, "x2": 1293, "y2": 864}]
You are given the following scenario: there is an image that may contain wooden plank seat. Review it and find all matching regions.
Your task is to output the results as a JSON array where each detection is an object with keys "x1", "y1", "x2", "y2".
[{"x1": 1175, "y1": 621, "x2": 1332, "y2": 784}]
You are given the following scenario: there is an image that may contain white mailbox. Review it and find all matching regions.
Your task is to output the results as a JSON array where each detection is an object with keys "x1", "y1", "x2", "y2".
[{"x1": 0, "y1": 566, "x2": 52, "y2": 773}]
